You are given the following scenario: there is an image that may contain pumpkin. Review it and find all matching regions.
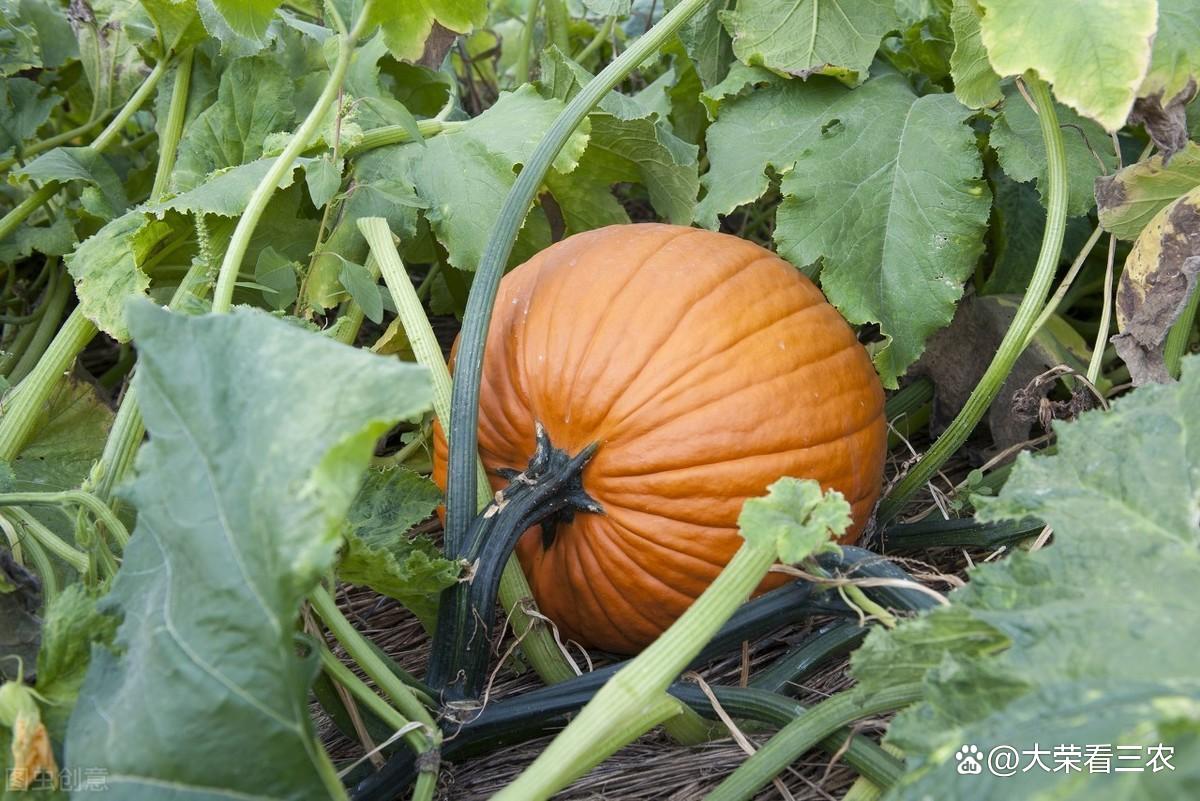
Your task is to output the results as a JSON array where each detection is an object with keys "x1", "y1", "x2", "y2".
[{"x1": 433, "y1": 223, "x2": 886, "y2": 654}]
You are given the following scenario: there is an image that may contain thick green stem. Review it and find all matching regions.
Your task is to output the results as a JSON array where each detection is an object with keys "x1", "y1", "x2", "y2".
[
  {"x1": 7, "y1": 507, "x2": 88, "y2": 574},
  {"x1": 1164, "y1": 280, "x2": 1199, "y2": 378},
  {"x1": 360, "y1": 218, "x2": 579, "y2": 688},
  {"x1": 492, "y1": 541, "x2": 778, "y2": 801},
  {"x1": 575, "y1": 16, "x2": 615, "y2": 63},
  {"x1": 310, "y1": 585, "x2": 436, "y2": 730},
  {"x1": 7, "y1": 266, "x2": 70, "y2": 384},
  {"x1": 704, "y1": 684, "x2": 924, "y2": 801},
  {"x1": 1087, "y1": 234, "x2": 1117, "y2": 384},
  {"x1": 211, "y1": 5, "x2": 372, "y2": 313},
  {"x1": 544, "y1": 0, "x2": 571, "y2": 55},
  {"x1": 445, "y1": 0, "x2": 711, "y2": 556},
  {"x1": 342, "y1": 119, "x2": 462, "y2": 159},
  {"x1": 0, "y1": 490, "x2": 129, "y2": 549},
  {"x1": 0, "y1": 309, "x2": 97, "y2": 461},
  {"x1": 879, "y1": 74, "x2": 1067, "y2": 522},
  {"x1": 0, "y1": 113, "x2": 110, "y2": 174},
  {"x1": 149, "y1": 49, "x2": 194, "y2": 200},
  {"x1": 515, "y1": 0, "x2": 543, "y2": 86}
]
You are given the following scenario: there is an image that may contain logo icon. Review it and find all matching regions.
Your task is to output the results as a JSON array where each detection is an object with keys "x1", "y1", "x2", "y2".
[{"x1": 956, "y1": 745, "x2": 984, "y2": 775}]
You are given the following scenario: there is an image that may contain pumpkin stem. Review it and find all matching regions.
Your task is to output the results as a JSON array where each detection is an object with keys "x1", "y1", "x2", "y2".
[{"x1": 428, "y1": 424, "x2": 601, "y2": 701}]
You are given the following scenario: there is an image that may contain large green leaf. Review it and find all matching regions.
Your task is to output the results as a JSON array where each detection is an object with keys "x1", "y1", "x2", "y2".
[
  {"x1": 0, "y1": 77, "x2": 59, "y2": 159},
  {"x1": 1097, "y1": 142, "x2": 1200, "y2": 241},
  {"x1": 719, "y1": 0, "x2": 898, "y2": 86},
  {"x1": 540, "y1": 50, "x2": 700, "y2": 228},
  {"x1": 976, "y1": 0, "x2": 1156, "y2": 131},
  {"x1": 854, "y1": 357, "x2": 1200, "y2": 799},
  {"x1": 990, "y1": 84, "x2": 1117, "y2": 218},
  {"x1": 207, "y1": 0, "x2": 281, "y2": 42},
  {"x1": 697, "y1": 72, "x2": 988, "y2": 386},
  {"x1": 948, "y1": 0, "x2": 1000, "y2": 109},
  {"x1": 14, "y1": 147, "x2": 129, "y2": 219},
  {"x1": 171, "y1": 53, "x2": 296, "y2": 192},
  {"x1": 388, "y1": 84, "x2": 588, "y2": 271},
  {"x1": 336, "y1": 467, "x2": 458, "y2": 627},
  {"x1": 66, "y1": 302, "x2": 432, "y2": 800}
]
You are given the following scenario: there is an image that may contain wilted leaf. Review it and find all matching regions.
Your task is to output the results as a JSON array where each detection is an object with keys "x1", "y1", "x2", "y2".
[
  {"x1": 1112, "y1": 185, "x2": 1200, "y2": 384},
  {"x1": 976, "y1": 0, "x2": 1156, "y2": 131},
  {"x1": 1128, "y1": 86, "x2": 1199, "y2": 165},
  {"x1": 699, "y1": 73, "x2": 988, "y2": 386},
  {"x1": 67, "y1": 302, "x2": 432, "y2": 800},
  {"x1": 720, "y1": 0, "x2": 898, "y2": 86},
  {"x1": 1136, "y1": 0, "x2": 1200, "y2": 119},
  {"x1": 738, "y1": 477, "x2": 849, "y2": 564},
  {"x1": 1097, "y1": 142, "x2": 1200, "y2": 241},
  {"x1": 337, "y1": 467, "x2": 458, "y2": 626},
  {"x1": 854, "y1": 357, "x2": 1200, "y2": 799}
]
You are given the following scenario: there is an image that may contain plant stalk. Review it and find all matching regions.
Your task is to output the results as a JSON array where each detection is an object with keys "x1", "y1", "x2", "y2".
[
  {"x1": 1164, "y1": 280, "x2": 1199, "y2": 378},
  {"x1": 211, "y1": 4, "x2": 372, "y2": 313},
  {"x1": 703, "y1": 684, "x2": 924, "y2": 801},
  {"x1": 879, "y1": 73, "x2": 1068, "y2": 521},
  {"x1": 445, "y1": 0, "x2": 712, "y2": 557},
  {"x1": 361, "y1": 218, "x2": 580, "y2": 688}
]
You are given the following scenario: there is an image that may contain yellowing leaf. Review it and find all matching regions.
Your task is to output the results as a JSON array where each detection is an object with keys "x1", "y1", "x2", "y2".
[{"x1": 977, "y1": 0, "x2": 1156, "y2": 131}]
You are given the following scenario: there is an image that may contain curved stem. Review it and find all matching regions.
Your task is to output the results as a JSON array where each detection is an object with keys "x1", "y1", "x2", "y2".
[
  {"x1": 211, "y1": 5, "x2": 373, "y2": 313},
  {"x1": 0, "y1": 113, "x2": 110, "y2": 175},
  {"x1": 703, "y1": 684, "x2": 924, "y2": 801},
  {"x1": 0, "y1": 309, "x2": 97, "y2": 462},
  {"x1": 445, "y1": 0, "x2": 712, "y2": 556},
  {"x1": 491, "y1": 540, "x2": 778, "y2": 801},
  {"x1": 749, "y1": 622, "x2": 867, "y2": 696},
  {"x1": 7, "y1": 265, "x2": 69, "y2": 384},
  {"x1": 0, "y1": 490, "x2": 129, "y2": 549},
  {"x1": 427, "y1": 430, "x2": 599, "y2": 700},
  {"x1": 0, "y1": 57, "x2": 170, "y2": 239},
  {"x1": 149, "y1": 49, "x2": 194, "y2": 200},
  {"x1": 1088, "y1": 234, "x2": 1117, "y2": 384},
  {"x1": 575, "y1": 16, "x2": 615, "y2": 63},
  {"x1": 1164, "y1": 279, "x2": 1199, "y2": 378},
  {"x1": 7, "y1": 507, "x2": 88, "y2": 574},
  {"x1": 1023, "y1": 223, "x2": 1103, "y2": 348},
  {"x1": 361, "y1": 218, "x2": 580, "y2": 689},
  {"x1": 879, "y1": 73, "x2": 1068, "y2": 522}
]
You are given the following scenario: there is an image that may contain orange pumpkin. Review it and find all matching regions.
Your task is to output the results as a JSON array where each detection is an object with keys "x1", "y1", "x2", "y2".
[{"x1": 433, "y1": 223, "x2": 886, "y2": 654}]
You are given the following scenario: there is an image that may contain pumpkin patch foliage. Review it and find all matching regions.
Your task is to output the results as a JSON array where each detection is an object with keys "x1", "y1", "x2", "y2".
[{"x1": 0, "y1": 1, "x2": 1197, "y2": 800}]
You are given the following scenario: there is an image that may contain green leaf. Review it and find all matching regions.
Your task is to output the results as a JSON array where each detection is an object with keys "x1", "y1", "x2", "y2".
[
  {"x1": 151, "y1": 156, "x2": 312, "y2": 217},
  {"x1": 254, "y1": 245, "x2": 299, "y2": 310},
  {"x1": 64, "y1": 209, "x2": 174, "y2": 341},
  {"x1": 882, "y1": 0, "x2": 954, "y2": 82},
  {"x1": 171, "y1": 53, "x2": 296, "y2": 192},
  {"x1": 336, "y1": 466, "x2": 459, "y2": 626},
  {"x1": 1097, "y1": 142, "x2": 1200, "y2": 241},
  {"x1": 582, "y1": 0, "x2": 633, "y2": 14},
  {"x1": 948, "y1": 0, "x2": 1000, "y2": 109},
  {"x1": 0, "y1": 0, "x2": 39, "y2": 76},
  {"x1": 67, "y1": 302, "x2": 432, "y2": 800},
  {"x1": 738, "y1": 477, "x2": 849, "y2": 564},
  {"x1": 0, "y1": 215, "x2": 76, "y2": 263},
  {"x1": 976, "y1": 0, "x2": 1156, "y2": 131},
  {"x1": 0, "y1": 77, "x2": 60, "y2": 158},
  {"x1": 35, "y1": 584, "x2": 116, "y2": 734},
  {"x1": 761, "y1": 76, "x2": 989, "y2": 387},
  {"x1": 990, "y1": 84, "x2": 1118, "y2": 218},
  {"x1": 15, "y1": 146, "x2": 129, "y2": 218},
  {"x1": 304, "y1": 153, "x2": 343, "y2": 209},
  {"x1": 719, "y1": 0, "x2": 899, "y2": 86},
  {"x1": 207, "y1": 0, "x2": 281, "y2": 42},
  {"x1": 18, "y1": 0, "x2": 78, "y2": 69},
  {"x1": 388, "y1": 84, "x2": 589, "y2": 271},
  {"x1": 540, "y1": 50, "x2": 699, "y2": 226},
  {"x1": 855, "y1": 358, "x2": 1200, "y2": 799},
  {"x1": 367, "y1": 0, "x2": 488, "y2": 63},
  {"x1": 673, "y1": 0, "x2": 735, "y2": 88},
  {"x1": 1139, "y1": 0, "x2": 1200, "y2": 105},
  {"x1": 139, "y1": 0, "x2": 207, "y2": 54},
  {"x1": 339, "y1": 258, "x2": 383, "y2": 323}
]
